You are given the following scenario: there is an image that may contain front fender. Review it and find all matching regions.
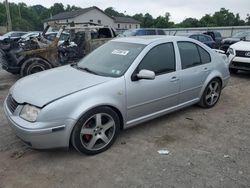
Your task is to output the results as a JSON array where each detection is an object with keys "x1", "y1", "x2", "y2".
[{"x1": 37, "y1": 77, "x2": 126, "y2": 126}]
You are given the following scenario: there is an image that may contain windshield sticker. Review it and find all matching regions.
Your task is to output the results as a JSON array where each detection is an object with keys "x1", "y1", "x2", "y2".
[
  {"x1": 111, "y1": 70, "x2": 121, "y2": 75},
  {"x1": 112, "y1": 49, "x2": 129, "y2": 56}
]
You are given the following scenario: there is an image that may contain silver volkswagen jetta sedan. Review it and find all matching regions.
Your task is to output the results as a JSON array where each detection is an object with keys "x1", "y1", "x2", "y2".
[{"x1": 4, "y1": 36, "x2": 230, "y2": 155}]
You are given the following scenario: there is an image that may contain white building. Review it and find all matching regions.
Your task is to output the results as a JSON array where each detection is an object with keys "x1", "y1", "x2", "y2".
[
  {"x1": 114, "y1": 17, "x2": 140, "y2": 31},
  {"x1": 43, "y1": 6, "x2": 140, "y2": 31}
]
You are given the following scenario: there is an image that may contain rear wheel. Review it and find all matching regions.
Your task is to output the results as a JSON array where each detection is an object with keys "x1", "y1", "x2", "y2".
[
  {"x1": 71, "y1": 107, "x2": 120, "y2": 155},
  {"x1": 20, "y1": 57, "x2": 52, "y2": 77},
  {"x1": 199, "y1": 78, "x2": 222, "y2": 108},
  {"x1": 229, "y1": 68, "x2": 238, "y2": 74}
]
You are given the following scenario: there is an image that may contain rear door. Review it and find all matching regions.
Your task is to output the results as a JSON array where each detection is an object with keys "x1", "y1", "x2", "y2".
[{"x1": 177, "y1": 41, "x2": 213, "y2": 104}]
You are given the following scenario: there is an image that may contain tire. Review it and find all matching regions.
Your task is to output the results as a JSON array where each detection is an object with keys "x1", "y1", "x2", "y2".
[
  {"x1": 198, "y1": 78, "x2": 222, "y2": 108},
  {"x1": 229, "y1": 68, "x2": 238, "y2": 74},
  {"x1": 71, "y1": 107, "x2": 120, "y2": 155},
  {"x1": 20, "y1": 57, "x2": 52, "y2": 77}
]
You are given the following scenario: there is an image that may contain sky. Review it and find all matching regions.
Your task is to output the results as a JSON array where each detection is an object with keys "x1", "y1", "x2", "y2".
[{"x1": 7, "y1": 0, "x2": 250, "y2": 23}]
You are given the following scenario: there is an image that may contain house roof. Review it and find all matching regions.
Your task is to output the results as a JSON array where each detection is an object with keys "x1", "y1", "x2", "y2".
[
  {"x1": 114, "y1": 17, "x2": 140, "y2": 24},
  {"x1": 43, "y1": 6, "x2": 113, "y2": 22}
]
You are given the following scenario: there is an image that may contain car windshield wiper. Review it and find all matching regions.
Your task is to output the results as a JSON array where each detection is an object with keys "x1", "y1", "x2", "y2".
[{"x1": 76, "y1": 65, "x2": 99, "y2": 75}]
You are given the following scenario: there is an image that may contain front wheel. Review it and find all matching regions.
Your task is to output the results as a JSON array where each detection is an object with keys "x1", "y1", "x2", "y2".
[
  {"x1": 71, "y1": 107, "x2": 120, "y2": 155},
  {"x1": 20, "y1": 57, "x2": 52, "y2": 77},
  {"x1": 199, "y1": 78, "x2": 222, "y2": 108}
]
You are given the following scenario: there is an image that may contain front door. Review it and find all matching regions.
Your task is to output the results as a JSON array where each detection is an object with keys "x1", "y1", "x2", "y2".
[{"x1": 126, "y1": 42, "x2": 180, "y2": 125}]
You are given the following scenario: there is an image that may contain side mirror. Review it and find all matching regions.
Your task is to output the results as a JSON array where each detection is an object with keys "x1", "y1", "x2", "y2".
[{"x1": 136, "y1": 69, "x2": 155, "y2": 80}]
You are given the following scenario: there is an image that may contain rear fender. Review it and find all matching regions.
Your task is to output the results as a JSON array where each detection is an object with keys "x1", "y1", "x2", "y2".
[{"x1": 198, "y1": 70, "x2": 223, "y2": 98}]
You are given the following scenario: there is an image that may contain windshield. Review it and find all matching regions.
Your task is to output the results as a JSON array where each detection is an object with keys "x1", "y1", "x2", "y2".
[
  {"x1": 77, "y1": 41, "x2": 145, "y2": 77},
  {"x1": 21, "y1": 33, "x2": 39, "y2": 39},
  {"x1": 233, "y1": 32, "x2": 250, "y2": 38},
  {"x1": 122, "y1": 29, "x2": 137, "y2": 37},
  {"x1": 3, "y1": 32, "x2": 13, "y2": 37}
]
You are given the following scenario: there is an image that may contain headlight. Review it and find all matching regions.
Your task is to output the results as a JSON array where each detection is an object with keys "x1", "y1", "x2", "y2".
[
  {"x1": 227, "y1": 48, "x2": 234, "y2": 55},
  {"x1": 20, "y1": 104, "x2": 41, "y2": 122}
]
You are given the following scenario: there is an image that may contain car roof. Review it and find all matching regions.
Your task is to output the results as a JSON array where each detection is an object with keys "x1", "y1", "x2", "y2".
[{"x1": 112, "y1": 35, "x2": 192, "y2": 45}]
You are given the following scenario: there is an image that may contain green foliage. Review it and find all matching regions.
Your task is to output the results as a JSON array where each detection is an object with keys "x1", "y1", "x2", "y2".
[
  {"x1": 104, "y1": 7, "x2": 125, "y2": 17},
  {"x1": 245, "y1": 14, "x2": 250, "y2": 25},
  {"x1": 0, "y1": 3, "x2": 249, "y2": 31}
]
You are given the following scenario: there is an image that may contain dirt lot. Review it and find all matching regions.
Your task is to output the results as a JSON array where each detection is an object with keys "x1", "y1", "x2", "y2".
[{"x1": 0, "y1": 68, "x2": 250, "y2": 188}]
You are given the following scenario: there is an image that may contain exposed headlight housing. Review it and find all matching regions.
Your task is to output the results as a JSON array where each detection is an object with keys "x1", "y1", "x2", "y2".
[
  {"x1": 227, "y1": 48, "x2": 234, "y2": 55},
  {"x1": 20, "y1": 104, "x2": 41, "y2": 122}
]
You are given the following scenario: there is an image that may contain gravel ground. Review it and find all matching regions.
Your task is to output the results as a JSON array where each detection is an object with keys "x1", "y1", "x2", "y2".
[{"x1": 0, "y1": 69, "x2": 250, "y2": 188}]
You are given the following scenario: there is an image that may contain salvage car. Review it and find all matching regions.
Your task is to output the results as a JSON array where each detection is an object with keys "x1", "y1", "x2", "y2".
[
  {"x1": 227, "y1": 36, "x2": 250, "y2": 73},
  {"x1": 0, "y1": 31, "x2": 28, "y2": 44},
  {"x1": 1, "y1": 25, "x2": 116, "y2": 76},
  {"x1": 4, "y1": 36, "x2": 230, "y2": 155}
]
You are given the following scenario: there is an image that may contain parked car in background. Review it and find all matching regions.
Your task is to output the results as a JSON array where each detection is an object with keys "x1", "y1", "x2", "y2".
[
  {"x1": 1, "y1": 25, "x2": 116, "y2": 76},
  {"x1": 203, "y1": 31, "x2": 222, "y2": 49},
  {"x1": 119, "y1": 28, "x2": 166, "y2": 37},
  {"x1": 220, "y1": 31, "x2": 250, "y2": 52},
  {"x1": 176, "y1": 33, "x2": 216, "y2": 48},
  {"x1": 4, "y1": 36, "x2": 230, "y2": 155},
  {"x1": 0, "y1": 31, "x2": 28, "y2": 47},
  {"x1": 18, "y1": 32, "x2": 41, "y2": 43},
  {"x1": 227, "y1": 36, "x2": 250, "y2": 73}
]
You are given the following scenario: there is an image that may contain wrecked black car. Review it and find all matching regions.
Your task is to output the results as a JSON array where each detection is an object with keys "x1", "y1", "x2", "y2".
[{"x1": 1, "y1": 25, "x2": 116, "y2": 77}]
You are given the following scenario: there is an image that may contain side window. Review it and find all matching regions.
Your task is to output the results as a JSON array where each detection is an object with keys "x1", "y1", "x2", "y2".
[
  {"x1": 198, "y1": 35, "x2": 207, "y2": 42},
  {"x1": 146, "y1": 30, "x2": 156, "y2": 35},
  {"x1": 157, "y1": 30, "x2": 165, "y2": 35},
  {"x1": 136, "y1": 30, "x2": 146, "y2": 36},
  {"x1": 205, "y1": 36, "x2": 212, "y2": 41},
  {"x1": 190, "y1": 35, "x2": 198, "y2": 40},
  {"x1": 198, "y1": 46, "x2": 211, "y2": 64},
  {"x1": 177, "y1": 42, "x2": 201, "y2": 69},
  {"x1": 138, "y1": 43, "x2": 176, "y2": 75}
]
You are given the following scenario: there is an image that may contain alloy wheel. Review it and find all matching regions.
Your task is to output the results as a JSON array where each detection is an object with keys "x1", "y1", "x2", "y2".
[
  {"x1": 205, "y1": 81, "x2": 221, "y2": 106},
  {"x1": 80, "y1": 113, "x2": 116, "y2": 151}
]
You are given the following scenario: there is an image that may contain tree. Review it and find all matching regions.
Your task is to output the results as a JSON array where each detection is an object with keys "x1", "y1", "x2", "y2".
[
  {"x1": 246, "y1": 14, "x2": 250, "y2": 25},
  {"x1": 200, "y1": 14, "x2": 215, "y2": 27},
  {"x1": 179, "y1": 18, "x2": 201, "y2": 27},
  {"x1": 153, "y1": 12, "x2": 174, "y2": 28},
  {"x1": 104, "y1": 7, "x2": 124, "y2": 17},
  {"x1": 50, "y1": 3, "x2": 65, "y2": 15}
]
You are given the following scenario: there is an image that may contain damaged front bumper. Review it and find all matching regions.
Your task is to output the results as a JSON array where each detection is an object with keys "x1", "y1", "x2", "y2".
[{"x1": 3, "y1": 98, "x2": 76, "y2": 149}]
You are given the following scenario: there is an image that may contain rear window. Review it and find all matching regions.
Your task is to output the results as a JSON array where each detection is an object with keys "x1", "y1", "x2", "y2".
[{"x1": 214, "y1": 32, "x2": 221, "y2": 37}]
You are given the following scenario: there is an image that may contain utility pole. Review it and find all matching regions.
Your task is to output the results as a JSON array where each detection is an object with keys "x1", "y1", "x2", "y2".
[{"x1": 5, "y1": 0, "x2": 12, "y2": 31}]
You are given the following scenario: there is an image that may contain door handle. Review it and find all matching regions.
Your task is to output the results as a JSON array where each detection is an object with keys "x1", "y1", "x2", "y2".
[
  {"x1": 170, "y1": 76, "x2": 179, "y2": 82},
  {"x1": 203, "y1": 67, "x2": 210, "y2": 72}
]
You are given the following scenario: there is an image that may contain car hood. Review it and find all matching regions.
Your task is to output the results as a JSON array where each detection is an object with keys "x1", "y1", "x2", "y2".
[
  {"x1": 230, "y1": 41, "x2": 250, "y2": 51},
  {"x1": 0, "y1": 36, "x2": 6, "y2": 41},
  {"x1": 222, "y1": 38, "x2": 240, "y2": 43},
  {"x1": 11, "y1": 65, "x2": 114, "y2": 107}
]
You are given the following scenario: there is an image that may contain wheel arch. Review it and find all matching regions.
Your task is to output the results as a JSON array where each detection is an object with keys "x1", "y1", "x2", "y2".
[
  {"x1": 199, "y1": 71, "x2": 223, "y2": 99},
  {"x1": 68, "y1": 104, "x2": 125, "y2": 147}
]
